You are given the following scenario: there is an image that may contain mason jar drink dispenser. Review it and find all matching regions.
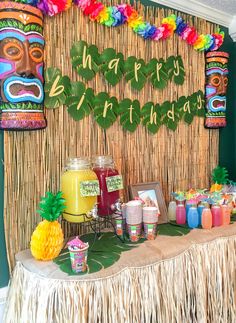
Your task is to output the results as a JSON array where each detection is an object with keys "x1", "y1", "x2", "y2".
[
  {"x1": 92, "y1": 155, "x2": 123, "y2": 216},
  {"x1": 61, "y1": 157, "x2": 99, "y2": 223}
]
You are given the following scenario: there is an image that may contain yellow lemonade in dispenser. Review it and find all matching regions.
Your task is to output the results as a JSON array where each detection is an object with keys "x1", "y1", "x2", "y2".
[{"x1": 61, "y1": 158, "x2": 99, "y2": 223}]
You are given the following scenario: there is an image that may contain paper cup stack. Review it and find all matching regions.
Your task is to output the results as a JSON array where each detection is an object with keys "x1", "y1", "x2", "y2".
[
  {"x1": 143, "y1": 207, "x2": 159, "y2": 240},
  {"x1": 67, "y1": 237, "x2": 89, "y2": 273},
  {"x1": 126, "y1": 200, "x2": 143, "y2": 242}
]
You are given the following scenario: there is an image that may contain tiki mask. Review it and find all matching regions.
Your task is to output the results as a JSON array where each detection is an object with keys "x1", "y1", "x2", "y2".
[
  {"x1": 0, "y1": 1, "x2": 46, "y2": 130},
  {"x1": 205, "y1": 51, "x2": 229, "y2": 128}
]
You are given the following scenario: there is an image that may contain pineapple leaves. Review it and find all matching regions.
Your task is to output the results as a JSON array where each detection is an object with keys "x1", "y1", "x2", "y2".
[
  {"x1": 118, "y1": 99, "x2": 141, "y2": 132},
  {"x1": 70, "y1": 41, "x2": 100, "y2": 80},
  {"x1": 124, "y1": 56, "x2": 147, "y2": 90},
  {"x1": 37, "y1": 191, "x2": 66, "y2": 222},
  {"x1": 66, "y1": 82, "x2": 94, "y2": 121},
  {"x1": 211, "y1": 166, "x2": 229, "y2": 184},
  {"x1": 44, "y1": 68, "x2": 71, "y2": 109},
  {"x1": 100, "y1": 48, "x2": 124, "y2": 86},
  {"x1": 93, "y1": 92, "x2": 118, "y2": 129}
]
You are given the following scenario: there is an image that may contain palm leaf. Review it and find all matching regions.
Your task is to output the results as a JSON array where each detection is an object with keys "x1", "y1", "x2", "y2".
[{"x1": 54, "y1": 232, "x2": 144, "y2": 275}]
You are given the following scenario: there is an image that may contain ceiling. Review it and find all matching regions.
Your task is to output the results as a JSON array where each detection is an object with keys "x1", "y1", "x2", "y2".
[
  {"x1": 197, "y1": 0, "x2": 236, "y2": 15},
  {"x1": 151, "y1": 0, "x2": 236, "y2": 40}
]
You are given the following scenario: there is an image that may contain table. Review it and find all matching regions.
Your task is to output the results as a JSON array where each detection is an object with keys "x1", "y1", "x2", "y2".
[{"x1": 4, "y1": 224, "x2": 236, "y2": 323}]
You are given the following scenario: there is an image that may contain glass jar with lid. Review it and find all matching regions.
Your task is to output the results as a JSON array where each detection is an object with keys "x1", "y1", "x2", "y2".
[
  {"x1": 61, "y1": 157, "x2": 99, "y2": 223},
  {"x1": 92, "y1": 155, "x2": 122, "y2": 216}
]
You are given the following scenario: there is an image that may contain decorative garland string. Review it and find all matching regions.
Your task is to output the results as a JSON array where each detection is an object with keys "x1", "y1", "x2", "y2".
[{"x1": 23, "y1": 0, "x2": 224, "y2": 51}]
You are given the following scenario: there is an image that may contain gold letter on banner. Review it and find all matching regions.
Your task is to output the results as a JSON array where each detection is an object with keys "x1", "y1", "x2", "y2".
[
  {"x1": 156, "y1": 63, "x2": 162, "y2": 82},
  {"x1": 103, "y1": 101, "x2": 113, "y2": 118},
  {"x1": 134, "y1": 63, "x2": 141, "y2": 82},
  {"x1": 167, "y1": 104, "x2": 175, "y2": 121},
  {"x1": 82, "y1": 45, "x2": 92, "y2": 70},
  {"x1": 129, "y1": 104, "x2": 134, "y2": 123},
  {"x1": 49, "y1": 75, "x2": 65, "y2": 97},
  {"x1": 183, "y1": 100, "x2": 191, "y2": 114},
  {"x1": 150, "y1": 105, "x2": 157, "y2": 125},
  {"x1": 173, "y1": 60, "x2": 180, "y2": 76},
  {"x1": 77, "y1": 92, "x2": 86, "y2": 110},
  {"x1": 108, "y1": 58, "x2": 120, "y2": 75}
]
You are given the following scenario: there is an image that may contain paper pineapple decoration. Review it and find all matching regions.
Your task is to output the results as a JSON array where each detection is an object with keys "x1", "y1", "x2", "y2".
[
  {"x1": 210, "y1": 166, "x2": 229, "y2": 192},
  {"x1": 30, "y1": 191, "x2": 65, "y2": 261}
]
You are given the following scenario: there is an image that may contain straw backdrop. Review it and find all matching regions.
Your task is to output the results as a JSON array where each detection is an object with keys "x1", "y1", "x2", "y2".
[{"x1": 4, "y1": 2, "x2": 219, "y2": 270}]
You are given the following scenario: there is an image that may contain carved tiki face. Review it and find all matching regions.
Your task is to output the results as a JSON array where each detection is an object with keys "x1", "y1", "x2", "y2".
[
  {"x1": 205, "y1": 51, "x2": 229, "y2": 128},
  {"x1": 0, "y1": 1, "x2": 46, "y2": 130}
]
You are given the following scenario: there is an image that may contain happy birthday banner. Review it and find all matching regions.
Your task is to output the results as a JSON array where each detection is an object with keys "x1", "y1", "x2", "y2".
[{"x1": 45, "y1": 67, "x2": 204, "y2": 133}]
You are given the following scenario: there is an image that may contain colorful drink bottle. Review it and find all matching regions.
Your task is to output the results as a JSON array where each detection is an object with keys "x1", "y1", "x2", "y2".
[
  {"x1": 92, "y1": 156, "x2": 122, "y2": 216},
  {"x1": 197, "y1": 204, "x2": 205, "y2": 226},
  {"x1": 176, "y1": 203, "x2": 186, "y2": 225},
  {"x1": 221, "y1": 205, "x2": 231, "y2": 225},
  {"x1": 211, "y1": 205, "x2": 222, "y2": 227},
  {"x1": 187, "y1": 207, "x2": 199, "y2": 228},
  {"x1": 201, "y1": 208, "x2": 212, "y2": 229}
]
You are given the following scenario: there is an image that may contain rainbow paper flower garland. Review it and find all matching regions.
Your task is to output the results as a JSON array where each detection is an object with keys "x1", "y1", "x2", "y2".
[{"x1": 24, "y1": 0, "x2": 224, "y2": 51}]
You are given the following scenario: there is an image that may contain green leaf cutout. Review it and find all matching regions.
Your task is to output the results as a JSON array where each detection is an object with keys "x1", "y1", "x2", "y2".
[
  {"x1": 191, "y1": 90, "x2": 205, "y2": 117},
  {"x1": 124, "y1": 56, "x2": 147, "y2": 91},
  {"x1": 118, "y1": 99, "x2": 141, "y2": 132},
  {"x1": 44, "y1": 68, "x2": 71, "y2": 109},
  {"x1": 70, "y1": 41, "x2": 100, "y2": 80},
  {"x1": 65, "y1": 82, "x2": 94, "y2": 121},
  {"x1": 141, "y1": 102, "x2": 162, "y2": 134},
  {"x1": 166, "y1": 55, "x2": 185, "y2": 85},
  {"x1": 93, "y1": 92, "x2": 118, "y2": 129},
  {"x1": 54, "y1": 232, "x2": 144, "y2": 275},
  {"x1": 160, "y1": 101, "x2": 180, "y2": 131},
  {"x1": 146, "y1": 58, "x2": 169, "y2": 89},
  {"x1": 100, "y1": 48, "x2": 124, "y2": 86}
]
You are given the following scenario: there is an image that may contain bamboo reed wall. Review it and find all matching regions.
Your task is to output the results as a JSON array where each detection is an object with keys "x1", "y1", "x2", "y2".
[{"x1": 4, "y1": 2, "x2": 219, "y2": 270}]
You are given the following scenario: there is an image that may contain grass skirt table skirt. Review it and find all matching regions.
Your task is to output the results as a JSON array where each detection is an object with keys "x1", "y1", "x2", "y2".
[{"x1": 4, "y1": 224, "x2": 236, "y2": 323}]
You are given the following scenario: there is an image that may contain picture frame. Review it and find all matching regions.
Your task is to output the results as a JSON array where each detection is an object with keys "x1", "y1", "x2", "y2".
[{"x1": 129, "y1": 181, "x2": 168, "y2": 224}]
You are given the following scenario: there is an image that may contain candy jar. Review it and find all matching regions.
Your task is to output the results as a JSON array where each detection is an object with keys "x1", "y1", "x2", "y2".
[
  {"x1": 187, "y1": 206, "x2": 199, "y2": 228},
  {"x1": 61, "y1": 157, "x2": 99, "y2": 223},
  {"x1": 176, "y1": 202, "x2": 186, "y2": 225},
  {"x1": 92, "y1": 155, "x2": 123, "y2": 216}
]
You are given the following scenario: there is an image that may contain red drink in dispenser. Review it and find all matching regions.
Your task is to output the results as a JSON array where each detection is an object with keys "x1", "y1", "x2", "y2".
[{"x1": 93, "y1": 156, "x2": 122, "y2": 216}]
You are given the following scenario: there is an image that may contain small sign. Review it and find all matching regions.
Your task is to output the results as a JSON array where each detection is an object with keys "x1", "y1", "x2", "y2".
[
  {"x1": 131, "y1": 226, "x2": 137, "y2": 235},
  {"x1": 147, "y1": 224, "x2": 154, "y2": 233},
  {"x1": 106, "y1": 175, "x2": 123, "y2": 192},
  {"x1": 80, "y1": 180, "x2": 100, "y2": 197}
]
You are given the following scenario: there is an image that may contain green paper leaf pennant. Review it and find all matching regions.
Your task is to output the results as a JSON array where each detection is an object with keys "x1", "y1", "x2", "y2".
[
  {"x1": 141, "y1": 102, "x2": 162, "y2": 134},
  {"x1": 65, "y1": 82, "x2": 94, "y2": 121},
  {"x1": 124, "y1": 56, "x2": 147, "y2": 91},
  {"x1": 161, "y1": 101, "x2": 179, "y2": 131},
  {"x1": 70, "y1": 40, "x2": 100, "y2": 81},
  {"x1": 166, "y1": 55, "x2": 185, "y2": 85},
  {"x1": 100, "y1": 48, "x2": 124, "y2": 86},
  {"x1": 93, "y1": 92, "x2": 118, "y2": 129},
  {"x1": 146, "y1": 58, "x2": 169, "y2": 89},
  {"x1": 191, "y1": 90, "x2": 205, "y2": 117},
  {"x1": 44, "y1": 68, "x2": 71, "y2": 109},
  {"x1": 118, "y1": 99, "x2": 141, "y2": 132}
]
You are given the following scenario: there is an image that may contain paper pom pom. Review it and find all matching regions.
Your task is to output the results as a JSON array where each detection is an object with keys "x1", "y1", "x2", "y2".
[{"x1": 37, "y1": 0, "x2": 72, "y2": 16}]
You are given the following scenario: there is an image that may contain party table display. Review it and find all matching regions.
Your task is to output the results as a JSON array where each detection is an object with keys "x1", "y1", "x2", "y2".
[{"x1": 169, "y1": 166, "x2": 236, "y2": 229}]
